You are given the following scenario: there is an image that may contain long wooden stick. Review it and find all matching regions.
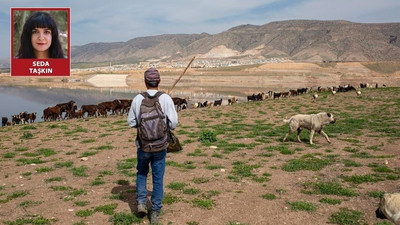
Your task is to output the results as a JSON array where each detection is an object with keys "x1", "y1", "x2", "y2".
[{"x1": 168, "y1": 56, "x2": 195, "y2": 94}]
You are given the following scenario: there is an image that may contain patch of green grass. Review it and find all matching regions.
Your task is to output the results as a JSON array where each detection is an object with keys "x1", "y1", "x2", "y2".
[
  {"x1": 350, "y1": 152, "x2": 374, "y2": 158},
  {"x1": 20, "y1": 125, "x2": 36, "y2": 130},
  {"x1": 343, "y1": 159, "x2": 362, "y2": 167},
  {"x1": 116, "y1": 180, "x2": 129, "y2": 185},
  {"x1": 75, "y1": 209, "x2": 94, "y2": 217},
  {"x1": 201, "y1": 190, "x2": 221, "y2": 199},
  {"x1": 93, "y1": 145, "x2": 113, "y2": 150},
  {"x1": 7, "y1": 190, "x2": 29, "y2": 200},
  {"x1": 319, "y1": 197, "x2": 342, "y2": 205},
  {"x1": 187, "y1": 221, "x2": 200, "y2": 225},
  {"x1": 341, "y1": 174, "x2": 385, "y2": 184},
  {"x1": 81, "y1": 138, "x2": 96, "y2": 144},
  {"x1": 99, "y1": 170, "x2": 113, "y2": 176},
  {"x1": 19, "y1": 200, "x2": 43, "y2": 208},
  {"x1": 3, "y1": 215, "x2": 54, "y2": 225},
  {"x1": 117, "y1": 158, "x2": 137, "y2": 170},
  {"x1": 192, "y1": 177, "x2": 210, "y2": 184},
  {"x1": 65, "y1": 126, "x2": 88, "y2": 135},
  {"x1": 191, "y1": 198, "x2": 215, "y2": 210},
  {"x1": 261, "y1": 193, "x2": 277, "y2": 200},
  {"x1": 21, "y1": 132, "x2": 34, "y2": 139},
  {"x1": 110, "y1": 211, "x2": 142, "y2": 224},
  {"x1": 374, "y1": 221, "x2": 394, "y2": 225},
  {"x1": 2, "y1": 152, "x2": 16, "y2": 159},
  {"x1": 163, "y1": 193, "x2": 180, "y2": 205},
  {"x1": 282, "y1": 154, "x2": 333, "y2": 172},
  {"x1": 343, "y1": 147, "x2": 359, "y2": 153},
  {"x1": 198, "y1": 129, "x2": 217, "y2": 145},
  {"x1": 212, "y1": 152, "x2": 223, "y2": 158},
  {"x1": 94, "y1": 203, "x2": 118, "y2": 215},
  {"x1": 167, "y1": 182, "x2": 186, "y2": 191},
  {"x1": 109, "y1": 194, "x2": 123, "y2": 200},
  {"x1": 36, "y1": 167, "x2": 54, "y2": 173},
  {"x1": 37, "y1": 148, "x2": 57, "y2": 157},
  {"x1": 16, "y1": 157, "x2": 46, "y2": 165},
  {"x1": 91, "y1": 177, "x2": 105, "y2": 186},
  {"x1": 328, "y1": 207, "x2": 368, "y2": 225},
  {"x1": 187, "y1": 149, "x2": 207, "y2": 157},
  {"x1": 232, "y1": 161, "x2": 260, "y2": 178},
  {"x1": 303, "y1": 181, "x2": 358, "y2": 197},
  {"x1": 50, "y1": 185, "x2": 71, "y2": 192},
  {"x1": 368, "y1": 163, "x2": 394, "y2": 173},
  {"x1": 183, "y1": 188, "x2": 201, "y2": 195},
  {"x1": 71, "y1": 166, "x2": 88, "y2": 177},
  {"x1": 205, "y1": 164, "x2": 223, "y2": 170},
  {"x1": 54, "y1": 161, "x2": 73, "y2": 168},
  {"x1": 15, "y1": 147, "x2": 29, "y2": 152},
  {"x1": 74, "y1": 201, "x2": 90, "y2": 207},
  {"x1": 367, "y1": 191, "x2": 385, "y2": 198},
  {"x1": 287, "y1": 201, "x2": 317, "y2": 211},
  {"x1": 80, "y1": 151, "x2": 98, "y2": 157}
]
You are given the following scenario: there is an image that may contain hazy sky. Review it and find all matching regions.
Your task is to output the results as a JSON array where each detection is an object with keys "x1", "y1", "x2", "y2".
[{"x1": 1, "y1": 0, "x2": 399, "y2": 59}]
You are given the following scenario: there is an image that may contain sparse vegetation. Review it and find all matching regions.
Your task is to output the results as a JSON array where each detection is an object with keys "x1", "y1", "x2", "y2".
[{"x1": 0, "y1": 86, "x2": 399, "y2": 224}]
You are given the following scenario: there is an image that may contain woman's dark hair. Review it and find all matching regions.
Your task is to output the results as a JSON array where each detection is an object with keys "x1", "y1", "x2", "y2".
[{"x1": 16, "y1": 11, "x2": 64, "y2": 58}]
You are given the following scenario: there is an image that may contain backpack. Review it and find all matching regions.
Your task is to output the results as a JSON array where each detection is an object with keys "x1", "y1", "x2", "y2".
[{"x1": 137, "y1": 91, "x2": 169, "y2": 152}]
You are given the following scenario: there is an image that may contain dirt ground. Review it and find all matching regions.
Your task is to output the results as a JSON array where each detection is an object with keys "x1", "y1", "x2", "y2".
[{"x1": 0, "y1": 62, "x2": 399, "y2": 225}]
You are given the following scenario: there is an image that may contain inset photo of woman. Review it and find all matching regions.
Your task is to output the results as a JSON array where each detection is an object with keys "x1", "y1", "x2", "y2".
[
  {"x1": 11, "y1": 8, "x2": 70, "y2": 76},
  {"x1": 13, "y1": 10, "x2": 68, "y2": 59}
]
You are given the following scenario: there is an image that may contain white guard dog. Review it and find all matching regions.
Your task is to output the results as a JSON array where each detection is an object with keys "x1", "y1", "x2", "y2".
[
  {"x1": 376, "y1": 193, "x2": 400, "y2": 225},
  {"x1": 282, "y1": 112, "x2": 336, "y2": 144}
]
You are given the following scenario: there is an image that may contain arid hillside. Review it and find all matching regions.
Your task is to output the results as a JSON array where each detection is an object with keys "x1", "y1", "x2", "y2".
[{"x1": 71, "y1": 20, "x2": 400, "y2": 63}]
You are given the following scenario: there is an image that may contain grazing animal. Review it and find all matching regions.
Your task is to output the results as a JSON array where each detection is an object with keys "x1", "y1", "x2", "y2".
[
  {"x1": 213, "y1": 98, "x2": 222, "y2": 106},
  {"x1": 43, "y1": 106, "x2": 62, "y2": 121},
  {"x1": 273, "y1": 92, "x2": 282, "y2": 99},
  {"x1": 247, "y1": 94, "x2": 256, "y2": 101},
  {"x1": 376, "y1": 193, "x2": 400, "y2": 225},
  {"x1": 172, "y1": 97, "x2": 188, "y2": 111},
  {"x1": 228, "y1": 97, "x2": 237, "y2": 105},
  {"x1": 356, "y1": 90, "x2": 362, "y2": 96},
  {"x1": 56, "y1": 100, "x2": 76, "y2": 119},
  {"x1": 331, "y1": 90, "x2": 336, "y2": 95},
  {"x1": 282, "y1": 112, "x2": 336, "y2": 145},
  {"x1": 119, "y1": 99, "x2": 132, "y2": 115},
  {"x1": 313, "y1": 93, "x2": 318, "y2": 100},
  {"x1": 12, "y1": 115, "x2": 21, "y2": 125},
  {"x1": 81, "y1": 105, "x2": 99, "y2": 118},
  {"x1": 289, "y1": 89, "x2": 298, "y2": 96},
  {"x1": 2, "y1": 117, "x2": 8, "y2": 126},
  {"x1": 29, "y1": 112, "x2": 37, "y2": 123}
]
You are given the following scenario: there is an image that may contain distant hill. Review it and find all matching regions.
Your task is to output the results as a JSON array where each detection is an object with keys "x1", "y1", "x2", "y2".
[{"x1": 52, "y1": 20, "x2": 400, "y2": 63}]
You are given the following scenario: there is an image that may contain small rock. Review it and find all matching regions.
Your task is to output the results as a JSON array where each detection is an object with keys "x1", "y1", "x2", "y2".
[
  {"x1": 80, "y1": 157, "x2": 89, "y2": 161},
  {"x1": 68, "y1": 209, "x2": 74, "y2": 212},
  {"x1": 384, "y1": 160, "x2": 389, "y2": 165},
  {"x1": 210, "y1": 146, "x2": 218, "y2": 149},
  {"x1": 220, "y1": 169, "x2": 226, "y2": 172}
]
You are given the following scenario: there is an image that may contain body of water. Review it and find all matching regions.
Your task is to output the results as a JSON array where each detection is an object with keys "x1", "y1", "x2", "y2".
[{"x1": 0, "y1": 86, "x2": 138, "y2": 123}]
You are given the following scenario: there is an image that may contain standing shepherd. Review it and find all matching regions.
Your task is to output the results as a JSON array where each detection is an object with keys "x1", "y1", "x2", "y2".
[{"x1": 127, "y1": 67, "x2": 178, "y2": 224}]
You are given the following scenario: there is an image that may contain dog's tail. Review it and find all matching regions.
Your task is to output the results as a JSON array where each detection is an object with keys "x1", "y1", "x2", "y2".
[{"x1": 283, "y1": 119, "x2": 290, "y2": 124}]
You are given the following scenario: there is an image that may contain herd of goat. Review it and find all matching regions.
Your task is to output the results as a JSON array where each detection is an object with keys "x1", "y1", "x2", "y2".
[{"x1": 1, "y1": 83, "x2": 383, "y2": 126}]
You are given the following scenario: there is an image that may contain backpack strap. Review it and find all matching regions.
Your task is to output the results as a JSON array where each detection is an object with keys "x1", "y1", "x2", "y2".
[{"x1": 140, "y1": 91, "x2": 165, "y2": 99}]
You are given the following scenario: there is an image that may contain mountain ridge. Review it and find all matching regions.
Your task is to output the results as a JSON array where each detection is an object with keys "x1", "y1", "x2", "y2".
[{"x1": 63, "y1": 20, "x2": 400, "y2": 63}]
